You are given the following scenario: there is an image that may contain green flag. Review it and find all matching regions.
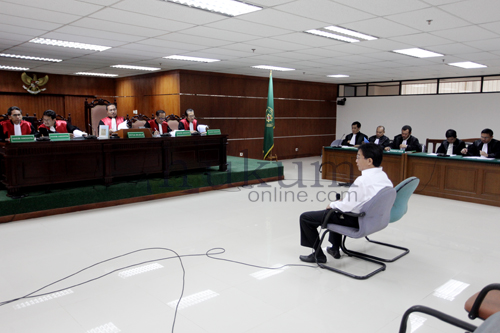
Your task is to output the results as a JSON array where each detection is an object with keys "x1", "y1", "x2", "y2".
[{"x1": 263, "y1": 71, "x2": 274, "y2": 159}]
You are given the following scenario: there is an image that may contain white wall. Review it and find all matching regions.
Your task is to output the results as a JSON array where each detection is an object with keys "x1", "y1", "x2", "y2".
[{"x1": 336, "y1": 93, "x2": 500, "y2": 142}]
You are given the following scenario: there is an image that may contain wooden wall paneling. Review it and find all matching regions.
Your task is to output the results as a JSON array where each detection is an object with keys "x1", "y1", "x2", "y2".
[
  {"x1": 63, "y1": 96, "x2": 89, "y2": 129},
  {"x1": 0, "y1": 94, "x2": 64, "y2": 118},
  {"x1": 0, "y1": 70, "x2": 115, "y2": 96}
]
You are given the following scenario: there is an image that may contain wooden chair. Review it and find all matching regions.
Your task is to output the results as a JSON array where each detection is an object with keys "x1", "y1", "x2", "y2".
[
  {"x1": 425, "y1": 138, "x2": 442, "y2": 153},
  {"x1": 0, "y1": 113, "x2": 8, "y2": 122},
  {"x1": 463, "y1": 138, "x2": 481, "y2": 147},
  {"x1": 166, "y1": 114, "x2": 181, "y2": 131},
  {"x1": 84, "y1": 98, "x2": 116, "y2": 136},
  {"x1": 23, "y1": 113, "x2": 42, "y2": 130},
  {"x1": 130, "y1": 114, "x2": 150, "y2": 129}
]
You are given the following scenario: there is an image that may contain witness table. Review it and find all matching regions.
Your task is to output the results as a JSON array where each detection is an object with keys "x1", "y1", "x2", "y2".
[
  {"x1": 406, "y1": 153, "x2": 500, "y2": 207},
  {"x1": 0, "y1": 135, "x2": 227, "y2": 195},
  {"x1": 321, "y1": 146, "x2": 406, "y2": 186}
]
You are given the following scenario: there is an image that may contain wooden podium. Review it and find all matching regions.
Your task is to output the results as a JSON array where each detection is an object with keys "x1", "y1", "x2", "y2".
[{"x1": 114, "y1": 128, "x2": 153, "y2": 138}]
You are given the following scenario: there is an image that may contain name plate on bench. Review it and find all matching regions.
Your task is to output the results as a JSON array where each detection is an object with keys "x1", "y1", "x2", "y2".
[
  {"x1": 49, "y1": 133, "x2": 71, "y2": 141},
  {"x1": 127, "y1": 132, "x2": 146, "y2": 138},
  {"x1": 175, "y1": 130, "x2": 191, "y2": 137},
  {"x1": 10, "y1": 135, "x2": 35, "y2": 143},
  {"x1": 207, "y1": 129, "x2": 221, "y2": 135}
]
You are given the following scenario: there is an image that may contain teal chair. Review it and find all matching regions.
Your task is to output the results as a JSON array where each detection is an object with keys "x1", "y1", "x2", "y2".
[{"x1": 348, "y1": 177, "x2": 420, "y2": 263}]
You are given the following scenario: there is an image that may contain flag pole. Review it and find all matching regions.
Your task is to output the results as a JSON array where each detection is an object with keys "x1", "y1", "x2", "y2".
[{"x1": 263, "y1": 70, "x2": 274, "y2": 160}]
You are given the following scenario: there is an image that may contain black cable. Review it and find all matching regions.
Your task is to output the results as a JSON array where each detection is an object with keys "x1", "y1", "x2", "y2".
[{"x1": 0, "y1": 247, "x2": 316, "y2": 333}]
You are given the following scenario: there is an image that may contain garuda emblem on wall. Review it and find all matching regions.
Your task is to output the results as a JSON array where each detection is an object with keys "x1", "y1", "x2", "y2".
[{"x1": 21, "y1": 72, "x2": 49, "y2": 94}]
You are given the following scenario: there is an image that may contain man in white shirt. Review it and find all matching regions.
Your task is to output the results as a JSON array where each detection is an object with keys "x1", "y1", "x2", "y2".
[
  {"x1": 0, "y1": 106, "x2": 37, "y2": 141},
  {"x1": 299, "y1": 143, "x2": 393, "y2": 263}
]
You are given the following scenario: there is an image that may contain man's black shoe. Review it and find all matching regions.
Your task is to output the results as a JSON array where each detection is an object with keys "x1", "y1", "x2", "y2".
[
  {"x1": 299, "y1": 252, "x2": 326, "y2": 263},
  {"x1": 327, "y1": 247, "x2": 341, "y2": 259}
]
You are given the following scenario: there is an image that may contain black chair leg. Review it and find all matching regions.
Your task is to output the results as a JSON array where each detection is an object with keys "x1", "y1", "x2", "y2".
[
  {"x1": 315, "y1": 231, "x2": 386, "y2": 280},
  {"x1": 340, "y1": 236, "x2": 410, "y2": 263},
  {"x1": 399, "y1": 305, "x2": 477, "y2": 333}
]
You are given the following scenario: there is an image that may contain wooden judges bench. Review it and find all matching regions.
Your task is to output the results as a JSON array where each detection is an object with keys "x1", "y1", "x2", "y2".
[
  {"x1": 322, "y1": 147, "x2": 500, "y2": 207},
  {"x1": 0, "y1": 135, "x2": 228, "y2": 196}
]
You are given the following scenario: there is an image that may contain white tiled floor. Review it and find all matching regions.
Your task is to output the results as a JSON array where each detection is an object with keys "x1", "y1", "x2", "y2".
[{"x1": 1, "y1": 156, "x2": 499, "y2": 333}]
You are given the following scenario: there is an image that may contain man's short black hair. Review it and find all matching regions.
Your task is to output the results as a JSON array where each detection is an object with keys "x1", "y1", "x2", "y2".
[
  {"x1": 7, "y1": 106, "x2": 22, "y2": 116},
  {"x1": 352, "y1": 121, "x2": 361, "y2": 128},
  {"x1": 482, "y1": 128, "x2": 494, "y2": 137},
  {"x1": 106, "y1": 103, "x2": 117, "y2": 110},
  {"x1": 377, "y1": 125, "x2": 385, "y2": 131},
  {"x1": 445, "y1": 129, "x2": 457, "y2": 138},
  {"x1": 358, "y1": 143, "x2": 383, "y2": 167},
  {"x1": 402, "y1": 125, "x2": 412, "y2": 133},
  {"x1": 156, "y1": 110, "x2": 166, "y2": 117},
  {"x1": 185, "y1": 108, "x2": 194, "y2": 117},
  {"x1": 43, "y1": 109, "x2": 57, "y2": 119}
]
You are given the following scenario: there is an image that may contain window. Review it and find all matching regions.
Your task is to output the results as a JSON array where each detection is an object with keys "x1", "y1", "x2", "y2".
[
  {"x1": 438, "y1": 77, "x2": 481, "y2": 94},
  {"x1": 401, "y1": 80, "x2": 437, "y2": 95},
  {"x1": 483, "y1": 76, "x2": 500, "y2": 92},
  {"x1": 368, "y1": 82, "x2": 399, "y2": 96}
]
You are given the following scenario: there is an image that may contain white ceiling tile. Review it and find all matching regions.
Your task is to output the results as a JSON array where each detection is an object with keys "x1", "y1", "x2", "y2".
[
  {"x1": 386, "y1": 7, "x2": 470, "y2": 32},
  {"x1": 205, "y1": 18, "x2": 291, "y2": 38},
  {"x1": 178, "y1": 26, "x2": 258, "y2": 43},
  {"x1": 0, "y1": 2, "x2": 80, "y2": 24},
  {"x1": 440, "y1": 0, "x2": 500, "y2": 24},
  {"x1": 112, "y1": 0, "x2": 226, "y2": 25},
  {"x1": 47, "y1": 26, "x2": 147, "y2": 43},
  {"x1": 70, "y1": 18, "x2": 166, "y2": 38},
  {"x1": 274, "y1": 0, "x2": 374, "y2": 25},
  {"x1": 156, "y1": 33, "x2": 232, "y2": 48},
  {"x1": 2, "y1": 0, "x2": 103, "y2": 15},
  {"x1": 343, "y1": 18, "x2": 420, "y2": 38},
  {"x1": 238, "y1": 8, "x2": 328, "y2": 31},
  {"x1": 246, "y1": 37, "x2": 310, "y2": 52},
  {"x1": 389, "y1": 33, "x2": 453, "y2": 47},
  {"x1": 432, "y1": 25, "x2": 499, "y2": 42},
  {"x1": 272, "y1": 32, "x2": 345, "y2": 48},
  {"x1": 88, "y1": 8, "x2": 194, "y2": 32},
  {"x1": 0, "y1": 13, "x2": 63, "y2": 31},
  {"x1": 332, "y1": 0, "x2": 430, "y2": 16},
  {"x1": 430, "y1": 42, "x2": 482, "y2": 54},
  {"x1": 464, "y1": 38, "x2": 500, "y2": 52},
  {"x1": 137, "y1": 38, "x2": 205, "y2": 52}
]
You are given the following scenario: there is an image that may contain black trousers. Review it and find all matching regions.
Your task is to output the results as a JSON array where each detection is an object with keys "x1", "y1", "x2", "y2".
[{"x1": 300, "y1": 209, "x2": 359, "y2": 251}]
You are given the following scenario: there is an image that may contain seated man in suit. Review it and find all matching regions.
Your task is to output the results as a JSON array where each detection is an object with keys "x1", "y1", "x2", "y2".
[
  {"x1": 368, "y1": 126, "x2": 391, "y2": 149},
  {"x1": 178, "y1": 108, "x2": 198, "y2": 133},
  {"x1": 299, "y1": 143, "x2": 393, "y2": 263},
  {"x1": 98, "y1": 103, "x2": 128, "y2": 132},
  {"x1": 0, "y1": 106, "x2": 37, "y2": 142},
  {"x1": 144, "y1": 110, "x2": 171, "y2": 135},
  {"x1": 461, "y1": 128, "x2": 500, "y2": 158},
  {"x1": 436, "y1": 129, "x2": 465, "y2": 155},
  {"x1": 39, "y1": 109, "x2": 87, "y2": 138},
  {"x1": 341, "y1": 121, "x2": 368, "y2": 147},
  {"x1": 387, "y1": 125, "x2": 422, "y2": 152}
]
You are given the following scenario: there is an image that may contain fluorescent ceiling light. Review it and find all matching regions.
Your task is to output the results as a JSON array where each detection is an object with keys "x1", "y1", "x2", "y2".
[
  {"x1": 164, "y1": 55, "x2": 220, "y2": 63},
  {"x1": 328, "y1": 74, "x2": 349, "y2": 78},
  {"x1": 324, "y1": 26, "x2": 377, "y2": 41},
  {"x1": 75, "y1": 72, "x2": 118, "y2": 77},
  {"x1": 0, "y1": 65, "x2": 29, "y2": 70},
  {"x1": 393, "y1": 48, "x2": 443, "y2": 58},
  {"x1": 252, "y1": 65, "x2": 295, "y2": 71},
  {"x1": 448, "y1": 61, "x2": 487, "y2": 69},
  {"x1": 165, "y1": 0, "x2": 262, "y2": 17},
  {"x1": 305, "y1": 29, "x2": 359, "y2": 43},
  {"x1": 0, "y1": 53, "x2": 62, "y2": 62},
  {"x1": 111, "y1": 65, "x2": 161, "y2": 71},
  {"x1": 29, "y1": 38, "x2": 111, "y2": 52}
]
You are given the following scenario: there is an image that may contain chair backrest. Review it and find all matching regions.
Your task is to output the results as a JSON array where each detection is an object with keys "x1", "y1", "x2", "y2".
[
  {"x1": 473, "y1": 311, "x2": 500, "y2": 333},
  {"x1": 85, "y1": 98, "x2": 115, "y2": 135},
  {"x1": 328, "y1": 187, "x2": 396, "y2": 239},
  {"x1": 390, "y1": 177, "x2": 420, "y2": 222},
  {"x1": 463, "y1": 138, "x2": 480, "y2": 147},
  {"x1": 22, "y1": 113, "x2": 42, "y2": 130},
  {"x1": 167, "y1": 114, "x2": 180, "y2": 130},
  {"x1": 425, "y1": 138, "x2": 442, "y2": 153}
]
